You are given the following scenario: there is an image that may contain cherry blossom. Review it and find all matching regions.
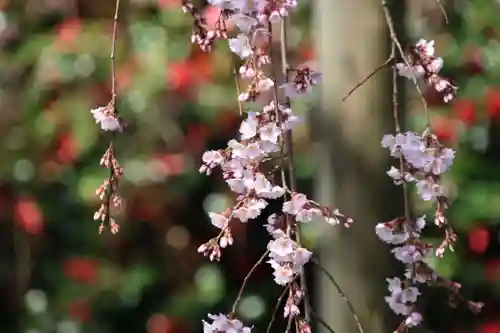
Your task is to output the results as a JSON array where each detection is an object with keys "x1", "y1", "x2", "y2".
[
  {"x1": 203, "y1": 314, "x2": 251, "y2": 333},
  {"x1": 396, "y1": 39, "x2": 456, "y2": 103},
  {"x1": 90, "y1": 106, "x2": 121, "y2": 132},
  {"x1": 229, "y1": 34, "x2": 253, "y2": 59}
]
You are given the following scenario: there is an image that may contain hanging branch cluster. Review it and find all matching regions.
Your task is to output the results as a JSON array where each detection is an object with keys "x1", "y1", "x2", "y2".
[
  {"x1": 339, "y1": 0, "x2": 483, "y2": 331},
  {"x1": 90, "y1": 0, "x2": 125, "y2": 235},
  {"x1": 87, "y1": 0, "x2": 484, "y2": 331},
  {"x1": 181, "y1": 0, "x2": 485, "y2": 332},
  {"x1": 183, "y1": 0, "x2": 358, "y2": 332}
]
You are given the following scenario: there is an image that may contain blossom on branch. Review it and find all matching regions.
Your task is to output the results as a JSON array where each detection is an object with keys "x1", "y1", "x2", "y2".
[
  {"x1": 203, "y1": 314, "x2": 251, "y2": 333},
  {"x1": 396, "y1": 39, "x2": 456, "y2": 103},
  {"x1": 90, "y1": 105, "x2": 121, "y2": 132}
]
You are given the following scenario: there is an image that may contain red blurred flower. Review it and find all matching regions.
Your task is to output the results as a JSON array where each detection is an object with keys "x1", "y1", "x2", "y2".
[
  {"x1": 57, "y1": 133, "x2": 79, "y2": 164},
  {"x1": 190, "y1": 54, "x2": 213, "y2": 85},
  {"x1": 468, "y1": 225, "x2": 490, "y2": 254},
  {"x1": 168, "y1": 61, "x2": 192, "y2": 91},
  {"x1": 167, "y1": 55, "x2": 212, "y2": 92},
  {"x1": 478, "y1": 321, "x2": 500, "y2": 333},
  {"x1": 485, "y1": 88, "x2": 500, "y2": 121},
  {"x1": 63, "y1": 258, "x2": 98, "y2": 284},
  {"x1": 154, "y1": 154, "x2": 185, "y2": 176},
  {"x1": 433, "y1": 117, "x2": 458, "y2": 143},
  {"x1": 453, "y1": 99, "x2": 476, "y2": 127},
  {"x1": 485, "y1": 259, "x2": 500, "y2": 282},
  {"x1": 147, "y1": 314, "x2": 173, "y2": 333},
  {"x1": 55, "y1": 18, "x2": 82, "y2": 50},
  {"x1": 68, "y1": 299, "x2": 92, "y2": 322},
  {"x1": 15, "y1": 196, "x2": 43, "y2": 235}
]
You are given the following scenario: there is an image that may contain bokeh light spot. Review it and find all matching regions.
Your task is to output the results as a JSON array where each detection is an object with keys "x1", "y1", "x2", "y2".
[
  {"x1": 239, "y1": 295, "x2": 265, "y2": 320},
  {"x1": 25, "y1": 289, "x2": 48, "y2": 314},
  {"x1": 146, "y1": 314, "x2": 172, "y2": 333},
  {"x1": 203, "y1": 193, "x2": 232, "y2": 215},
  {"x1": 13, "y1": 159, "x2": 34, "y2": 182},
  {"x1": 165, "y1": 225, "x2": 190, "y2": 249},
  {"x1": 56, "y1": 320, "x2": 79, "y2": 333},
  {"x1": 194, "y1": 264, "x2": 224, "y2": 304}
]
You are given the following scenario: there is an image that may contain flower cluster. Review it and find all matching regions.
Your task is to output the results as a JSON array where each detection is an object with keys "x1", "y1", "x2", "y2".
[
  {"x1": 266, "y1": 214, "x2": 312, "y2": 285},
  {"x1": 376, "y1": 215, "x2": 483, "y2": 332},
  {"x1": 381, "y1": 130, "x2": 456, "y2": 256},
  {"x1": 396, "y1": 39, "x2": 456, "y2": 103},
  {"x1": 376, "y1": 216, "x2": 429, "y2": 329},
  {"x1": 376, "y1": 39, "x2": 483, "y2": 331},
  {"x1": 93, "y1": 140, "x2": 124, "y2": 235},
  {"x1": 282, "y1": 67, "x2": 322, "y2": 98},
  {"x1": 197, "y1": 101, "x2": 350, "y2": 262},
  {"x1": 203, "y1": 314, "x2": 252, "y2": 333},
  {"x1": 90, "y1": 97, "x2": 125, "y2": 234}
]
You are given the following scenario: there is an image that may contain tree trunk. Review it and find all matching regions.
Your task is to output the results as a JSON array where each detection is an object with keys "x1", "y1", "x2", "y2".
[{"x1": 311, "y1": 0, "x2": 406, "y2": 333}]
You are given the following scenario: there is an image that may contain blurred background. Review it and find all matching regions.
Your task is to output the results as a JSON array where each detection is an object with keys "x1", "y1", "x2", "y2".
[{"x1": 0, "y1": 0, "x2": 499, "y2": 332}]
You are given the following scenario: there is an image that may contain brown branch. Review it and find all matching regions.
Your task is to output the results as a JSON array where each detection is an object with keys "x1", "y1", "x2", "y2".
[
  {"x1": 111, "y1": 0, "x2": 121, "y2": 108},
  {"x1": 310, "y1": 309, "x2": 336, "y2": 333},
  {"x1": 390, "y1": 43, "x2": 411, "y2": 221},
  {"x1": 103, "y1": 0, "x2": 121, "y2": 229},
  {"x1": 271, "y1": 17, "x2": 312, "y2": 323},
  {"x1": 230, "y1": 250, "x2": 269, "y2": 314},
  {"x1": 342, "y1": 57, "x2": 393, "y2": 101},
  {"x1": 434, "y1": 0, "x2": 449, "y2": 24},
  {"x1": 265, "y1": 286, "x2": 290, "y2": 333},
  {"x1": 312, "y1": 258, "x2": 365, "y2": 333},
  {"x1": 381, "y1": 0, "x2": 430, "y2": 129},
  {"x1": 232, "y1": 59, "x2": 244, "y2": 116}
]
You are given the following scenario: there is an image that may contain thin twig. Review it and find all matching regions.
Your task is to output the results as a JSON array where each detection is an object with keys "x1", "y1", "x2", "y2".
[
  {"x1": 232, "y1": 59, "x2": 244, "y2": 116},
  {"x1": 265, "y1": 286, "x2": 290, "y2": 333},
  {"x1": 111, "y1": 0, "x2": 121, "y2": 107},
  {"x1": 381, "y1": 0, "x2": 430, "y2": 129},
  {"x1": 231, "y1": 249, "x2": 269, "y2": 314},
  {"x1": 434, "y1": 0, "x2": 448, "y2": 24},
  {"x1": 279, "y1": 16, "x2": 312, "y2": 324},
  {"x1": 104, "y1": 0, "x2": 121, "y2": 228},
  {"x1": 285, "y1": 313, "x2": 293, "y2": 333},
  {"x1": 342, "y1": 57, "x2": 393, "y2": 101},
  {"x1": 312, "y1": 258, "x2": 365, "y2": 333},
  {"x1": 310, "y1": 309, "x2": 336, "y2": 333},
  {"x1": 104, "y1": 141, "x2": 115, "y2": 227},
  {"x1": 267, "y1": 21, "x2": 311, "y2": 329},
  {"x1": 390, "y1": 43, "x2": 411, "y2": 221}
]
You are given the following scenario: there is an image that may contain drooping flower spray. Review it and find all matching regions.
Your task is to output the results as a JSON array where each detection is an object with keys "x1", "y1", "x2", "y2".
[
  {"x1": 91, "y1": 0, "x2": 125, "y2": 235},
  {"x1": 87, "y1": 0, "x2": 484, "y2": 332},
  {"x1": 181, "y1": 0, "x2": 485, "y2": 331}
]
